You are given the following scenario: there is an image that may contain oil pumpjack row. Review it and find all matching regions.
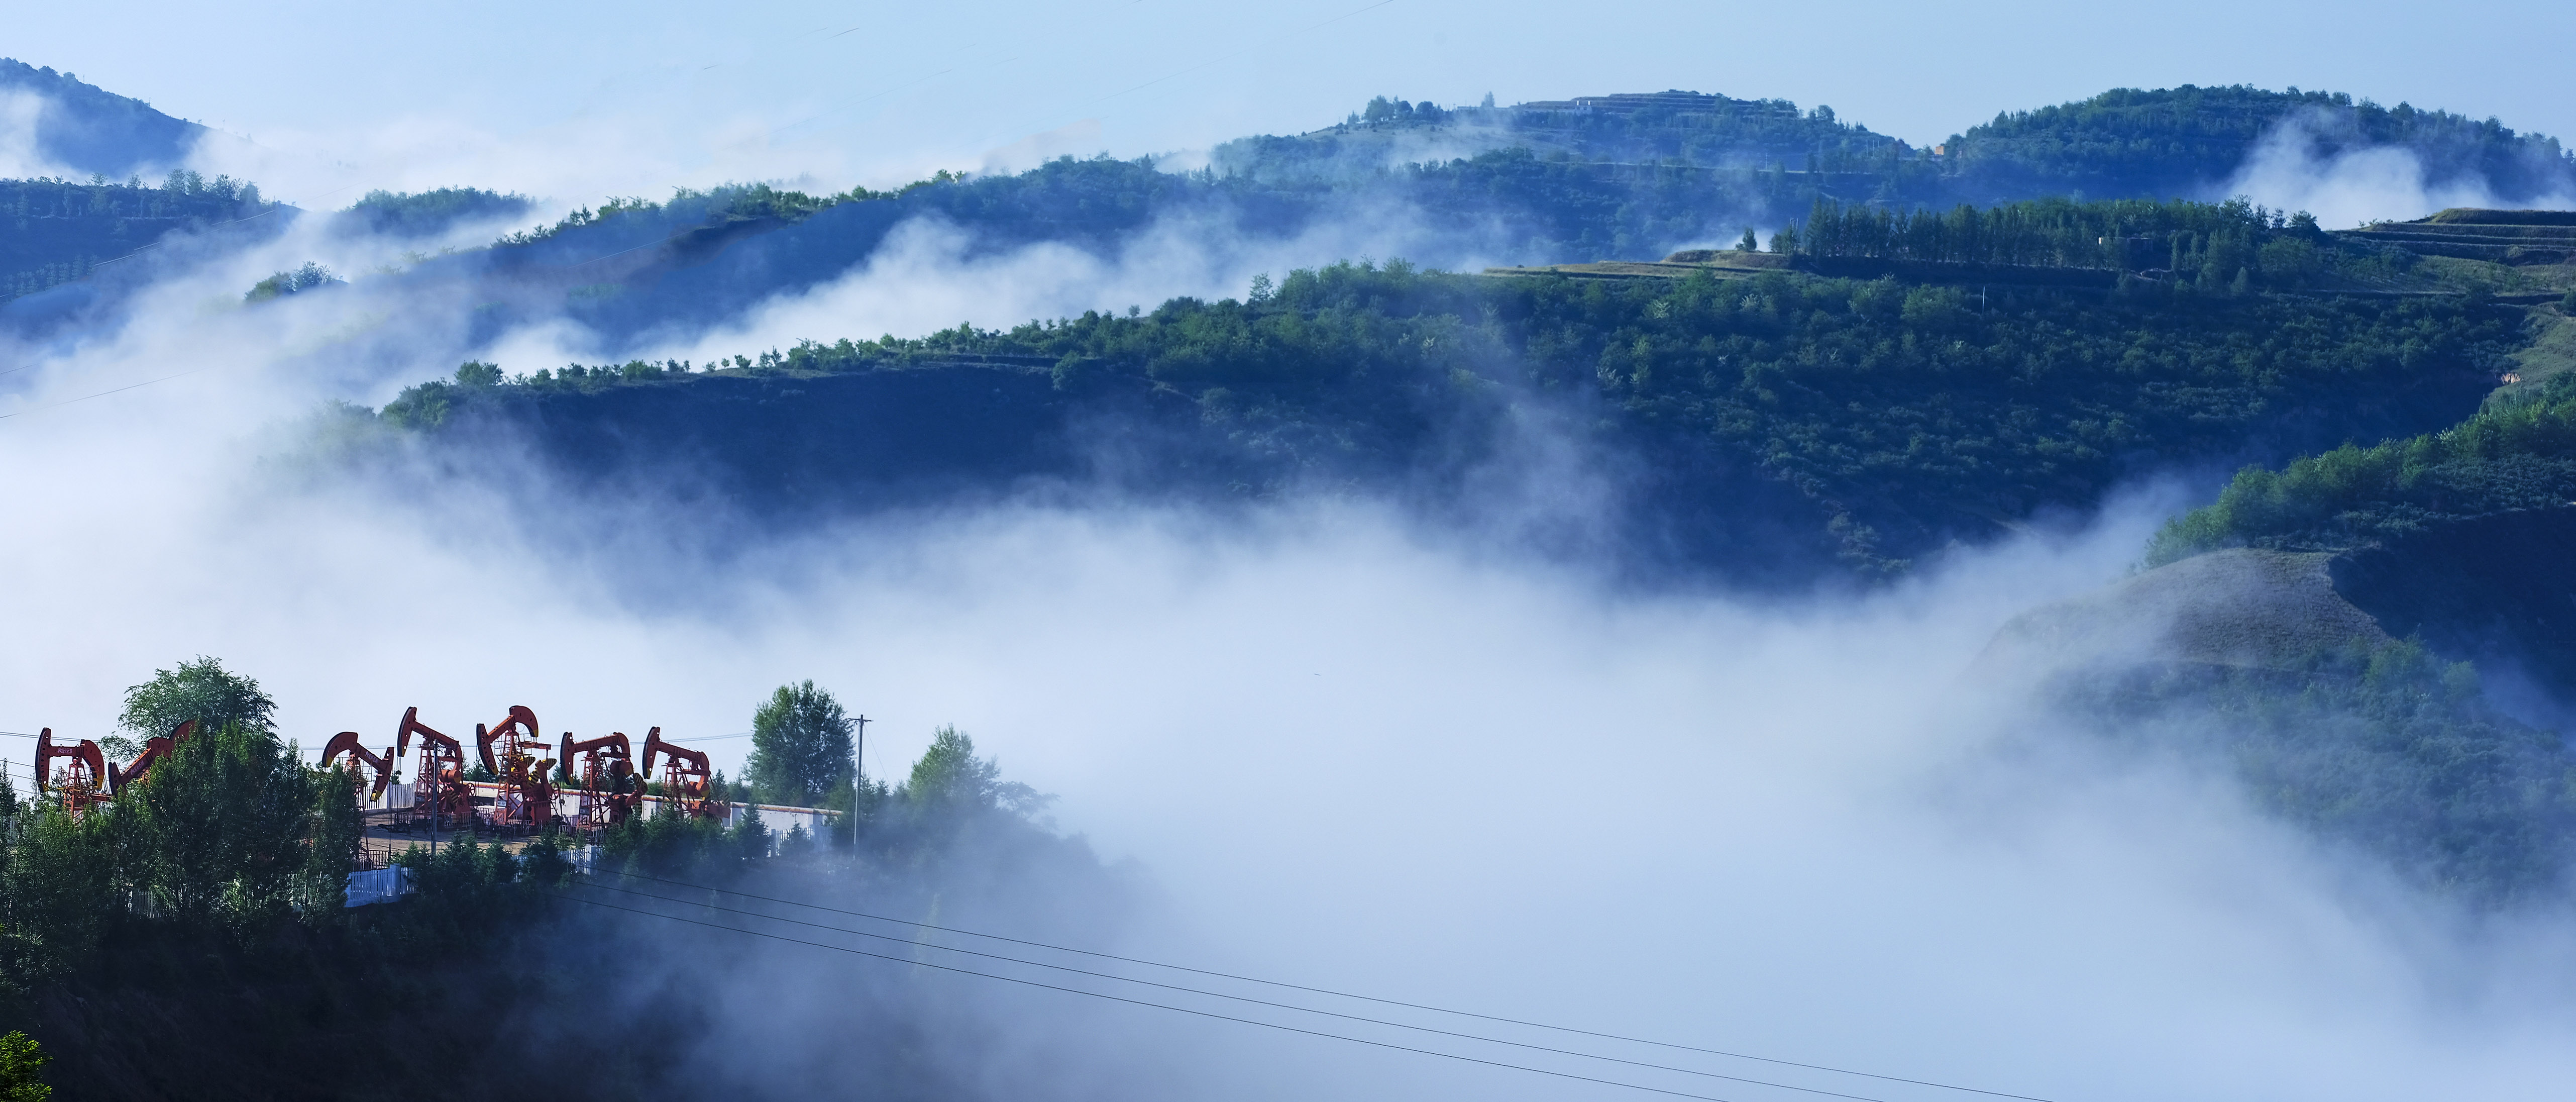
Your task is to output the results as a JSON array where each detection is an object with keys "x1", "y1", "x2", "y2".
[{"x1": 33, "y1": 706, "x2": 731, "y2": 840}]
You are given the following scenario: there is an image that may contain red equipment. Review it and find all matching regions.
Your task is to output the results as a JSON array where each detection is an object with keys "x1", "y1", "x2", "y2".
[
  {"x1": 319, "y1": 729, "x2": 398, "y2": 802},
  {"x1": 639, "y1": 728, "x2": 720, "y2": 819},
  {"x1": 34, "y1": 728, "x2": 108, "y2": 816},
  {"x1": 395, "y1": 707, "x2": 473, "y2": 829},
  {"x1": 474, "y1": 705, "x2": 555, "y2": 831},
  {"x1": 560, "y1": 731, "x2": 640, "y2": 830},
  {"x1": 106, "y1": 719, "x2": 195, "y2": 794}
]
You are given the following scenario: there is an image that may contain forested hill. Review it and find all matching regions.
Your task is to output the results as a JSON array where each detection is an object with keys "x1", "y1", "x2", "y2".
[
  {"x1": 0, "y1": 174, "x2": 279, "y2": 305},
  {"x1": 381, "y1": 83, "x2": 2576, "y2": 355},
  {"x1": 1953, "y1": 86, "x2": 2576, "y2": 206},
  {"x1": 357, "y1": 198, "x2": 2525, "y2": 586},
  {"x1": 1210, "y1": 86, "x2": 2575, "y2": 255},
  {"x1": 0, "y1": 58, "x2": 205, "y2": 178},
  {"x1": 12, "y1": 71, "x2": 2574, "y2": 350}
]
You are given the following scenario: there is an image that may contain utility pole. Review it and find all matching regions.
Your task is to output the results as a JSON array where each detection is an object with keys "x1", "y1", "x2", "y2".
[
  {"x1": 850, "y1": 714, "x2": 868, "y2": 851},
  {"x1": 423, "y1": 743, "x2": 436, "y2": 857}
]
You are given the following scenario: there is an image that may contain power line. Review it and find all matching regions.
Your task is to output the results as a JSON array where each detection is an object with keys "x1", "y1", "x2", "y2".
[
  {"x1": 556, "y1": 889, "x2": 1753, "y2": 1102},
  {"x1": 0, "y1": 361, "x2": 229, "y2": 423},
  {"x1": 578, "y1": 878, "x2": 1896, "y2": 1102},
  {"x1": 598, "y1": 869, "x2": 2055, "y2": 1102}
]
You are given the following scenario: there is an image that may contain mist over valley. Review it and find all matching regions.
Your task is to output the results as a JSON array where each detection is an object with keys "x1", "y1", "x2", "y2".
[{"x1": 6, "y1": 16, "x2": 2576, "y2": 1100}]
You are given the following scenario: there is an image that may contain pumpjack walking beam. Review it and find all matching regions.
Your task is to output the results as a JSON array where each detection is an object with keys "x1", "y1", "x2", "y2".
[
  {"x1": 106, "y1": 720, "x2": 196, "y2": 794},
  {"x1": 396, "y1": 707, "x2": 472, "y2": 833},
  {"x1": 639, "y1": 728, "x2": 720, "y2": 819},
  {"x1": 319, "y1": 729, "x2": 399, "y2": 802},
  {"x1": 33, "y1": 729, "x2": 107, "y2": 816}
]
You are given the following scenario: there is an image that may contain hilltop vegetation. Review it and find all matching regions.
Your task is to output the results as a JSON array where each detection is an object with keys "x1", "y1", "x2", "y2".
[
  {"x1": 1, "y1": 171, "x2": 275, "y2": 304},
  {"x1": 305, "y1": 83, "x2": 2572, "y2": 352},
  {"x1": 1954, "y1": 86, "x2": 2575, "y2": 206},
  {"x1": 1203, "y1": 85, "x2": 2576, "y2": 262},
  {"x1": 1782, "y1": 195, "x2": 2362, "y2": 290},
  {"x1": 9, "y1": 75, "x2": 2571, "y2": 343},
  {"x1": 2150, "y1": 352, "x2": 2576, "y2": 563},
  {"x1": 371, "y1": 198, "x2": 2518, "y2": 580},
  {"x1": 334, "y1": 186, "x2": 532, "y2": 240}
]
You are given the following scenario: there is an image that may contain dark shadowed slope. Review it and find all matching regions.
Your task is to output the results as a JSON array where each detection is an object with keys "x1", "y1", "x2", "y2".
[{"x1": 0, "y1": 59, "x2": 205, "y2": 179}]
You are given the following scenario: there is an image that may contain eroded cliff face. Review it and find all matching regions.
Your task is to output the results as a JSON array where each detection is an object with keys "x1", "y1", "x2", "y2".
[
  {"x1": 1982, "y1": 506, "x2": 2576, "y2": 693},
  {"x1": 1972, "y1": 512, "x2": 2576, "y2": 907},
  {"x1": 1979, "y1": 548, "x2": 2393, "y2": 680}
]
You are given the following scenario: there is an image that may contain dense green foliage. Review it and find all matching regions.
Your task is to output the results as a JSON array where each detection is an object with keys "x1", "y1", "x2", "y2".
[
  {"x1": 336, "y1": 186, "x2": 530, "y2": 239},
  {"x1": 2064, "y1": 638, "x2": 2576, "y2": 904},
  {"x1": 384, "y1": 216, "x2": 2515, "y2": 574},
  {"x1": 1, "y1": 171, "x2": 275, "y2": 303},
  {"x1": 243, "y1": 262, "x2": 338, "y2": 303},
  {"x1": 0, "y1": 653, "x2": 1110, "y2": 1098},
  {"x1": 745, "y1": 680, "x2": 857, "y2": 808},
  {"x1": 0, "y1": 1031, "x2": 47, "y2": 1101},
  {"x1": 0, "y1": 723, "x2": 354, "y2": 971},
  {"x1": 494, "y1": 177, "x2": 933, "y2": 251},
  {"x1": 1784, "y1": 196, "x2": 2359, "y2": 292},
  {"x1": 598, "y1": 724, "x2": 1046, "y2": 874},
  {"x1": 2151, "y1": 369, "x2": 2576, "y2": 561},
  {"x1": 109, "y1": 656, "x2": 275, "y2": 771}
]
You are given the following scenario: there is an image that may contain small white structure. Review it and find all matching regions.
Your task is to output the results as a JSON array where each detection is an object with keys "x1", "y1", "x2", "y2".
[{"x1": 345, "y1": 866, "x2": 414, "y2": 907}]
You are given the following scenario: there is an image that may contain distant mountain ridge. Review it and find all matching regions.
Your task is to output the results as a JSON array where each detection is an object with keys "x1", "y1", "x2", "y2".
[
  {"x1": 1216, "y1": 85, "x2": 2575, "y2": 243},
  {"x1": 0, "y1": 57, "x2": 205, "y2": 178}
]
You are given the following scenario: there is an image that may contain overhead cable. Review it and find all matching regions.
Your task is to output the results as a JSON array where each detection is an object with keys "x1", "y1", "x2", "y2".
[
  {"x1": 598, "y1": 868, "x2": 2055, "y2": 1102},
  {"x1": 556, "y1": 889, "x2": 1756, "y2": 1102},
  {"x1": 578, "y1": 878, "x2": 1896, "y2": 1102}
]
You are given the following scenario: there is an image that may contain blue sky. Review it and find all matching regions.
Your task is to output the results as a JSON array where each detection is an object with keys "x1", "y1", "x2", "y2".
[{"x1": 15, "y1": 0, "x2": 2576, "y2": 206}]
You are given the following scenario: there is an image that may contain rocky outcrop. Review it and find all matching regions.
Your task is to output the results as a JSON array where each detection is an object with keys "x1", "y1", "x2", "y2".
[
  {"x1": 1978, "y1": 548, "x2": 2391, "y2": 677},
  {"x1": 1984, "y1": 507, "x2": 2576, "y2": 698}
]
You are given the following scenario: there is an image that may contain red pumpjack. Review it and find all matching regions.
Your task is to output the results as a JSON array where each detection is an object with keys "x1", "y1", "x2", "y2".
[
  {"x1": 474, "y1": 705, "x2": 556, "y2": 833},
  {"x1": 639, "y1": 728, "x2": 721, "y2": 820},
  {"x1": 560, "y1": 731, "x2": 641, "y2": 833},
  {"x1": 319, "y1": 729, "x2": 399, "y2": 804},
  {"x1": 395, "y1": 707, "x2": 474, "y2": 831},
  {"x1": 33, "y1": 728, "x2": 108, "y2": 817},
  {"x1": 108, "y1": 720, "x2": 197, "y2": 794}
]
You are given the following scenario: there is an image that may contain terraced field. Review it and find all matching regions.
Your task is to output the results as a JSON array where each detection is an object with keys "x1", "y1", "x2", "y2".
[{"x1": 2342, "y1": 208, "x2": 2576, "y2": 265}]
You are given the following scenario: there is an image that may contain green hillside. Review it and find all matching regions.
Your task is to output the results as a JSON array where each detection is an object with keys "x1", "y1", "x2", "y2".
[
  {"x1": 2149, "y1": 334, "x2": 2576, "y2": 565},
  {"x1": 0, "y1": 174, "x2": 274, "y2": 303},
  {"x1": 366, "y1": 198, "x2": 2520, "y2": 581},
  {"x1": 1950, "y1": 86, "x2": 2575, "y2": 204}
]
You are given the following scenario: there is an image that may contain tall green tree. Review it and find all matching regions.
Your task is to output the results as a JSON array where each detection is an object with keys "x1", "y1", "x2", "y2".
[
  {"x1": 298, "y1": 764, "x2": 367, "y2": 916},
  {"x1": 117, "y1": 657, "x2": 275, "y2": 745},
  {"x1": 744, "y1": 681, "x2": 854, "y2": 807},
  {"x1": 0, "y1": 1031, "x2": 49, "y2": 1101},
  {"x1": 902, "y1": 726, "x2": 1044, "y2": 821},
  {"x1": 128, "y1": 723, "x2": 318, "y2": 932},
  {"x1": 1, "y1": 806, "x2": 116, "y2": 967}
]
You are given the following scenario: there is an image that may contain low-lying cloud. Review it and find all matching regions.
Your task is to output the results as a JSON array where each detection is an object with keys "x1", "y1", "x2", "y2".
[
  {"x1": 8, "y1": 239, "x2": 2576, "y2": 1099},
  {"x1": 2227, "y1": 107, "x2": 2572, "y2": 227},
  {"x1": 0, "y1": 91, "x2": 79, "y2": 180}
]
